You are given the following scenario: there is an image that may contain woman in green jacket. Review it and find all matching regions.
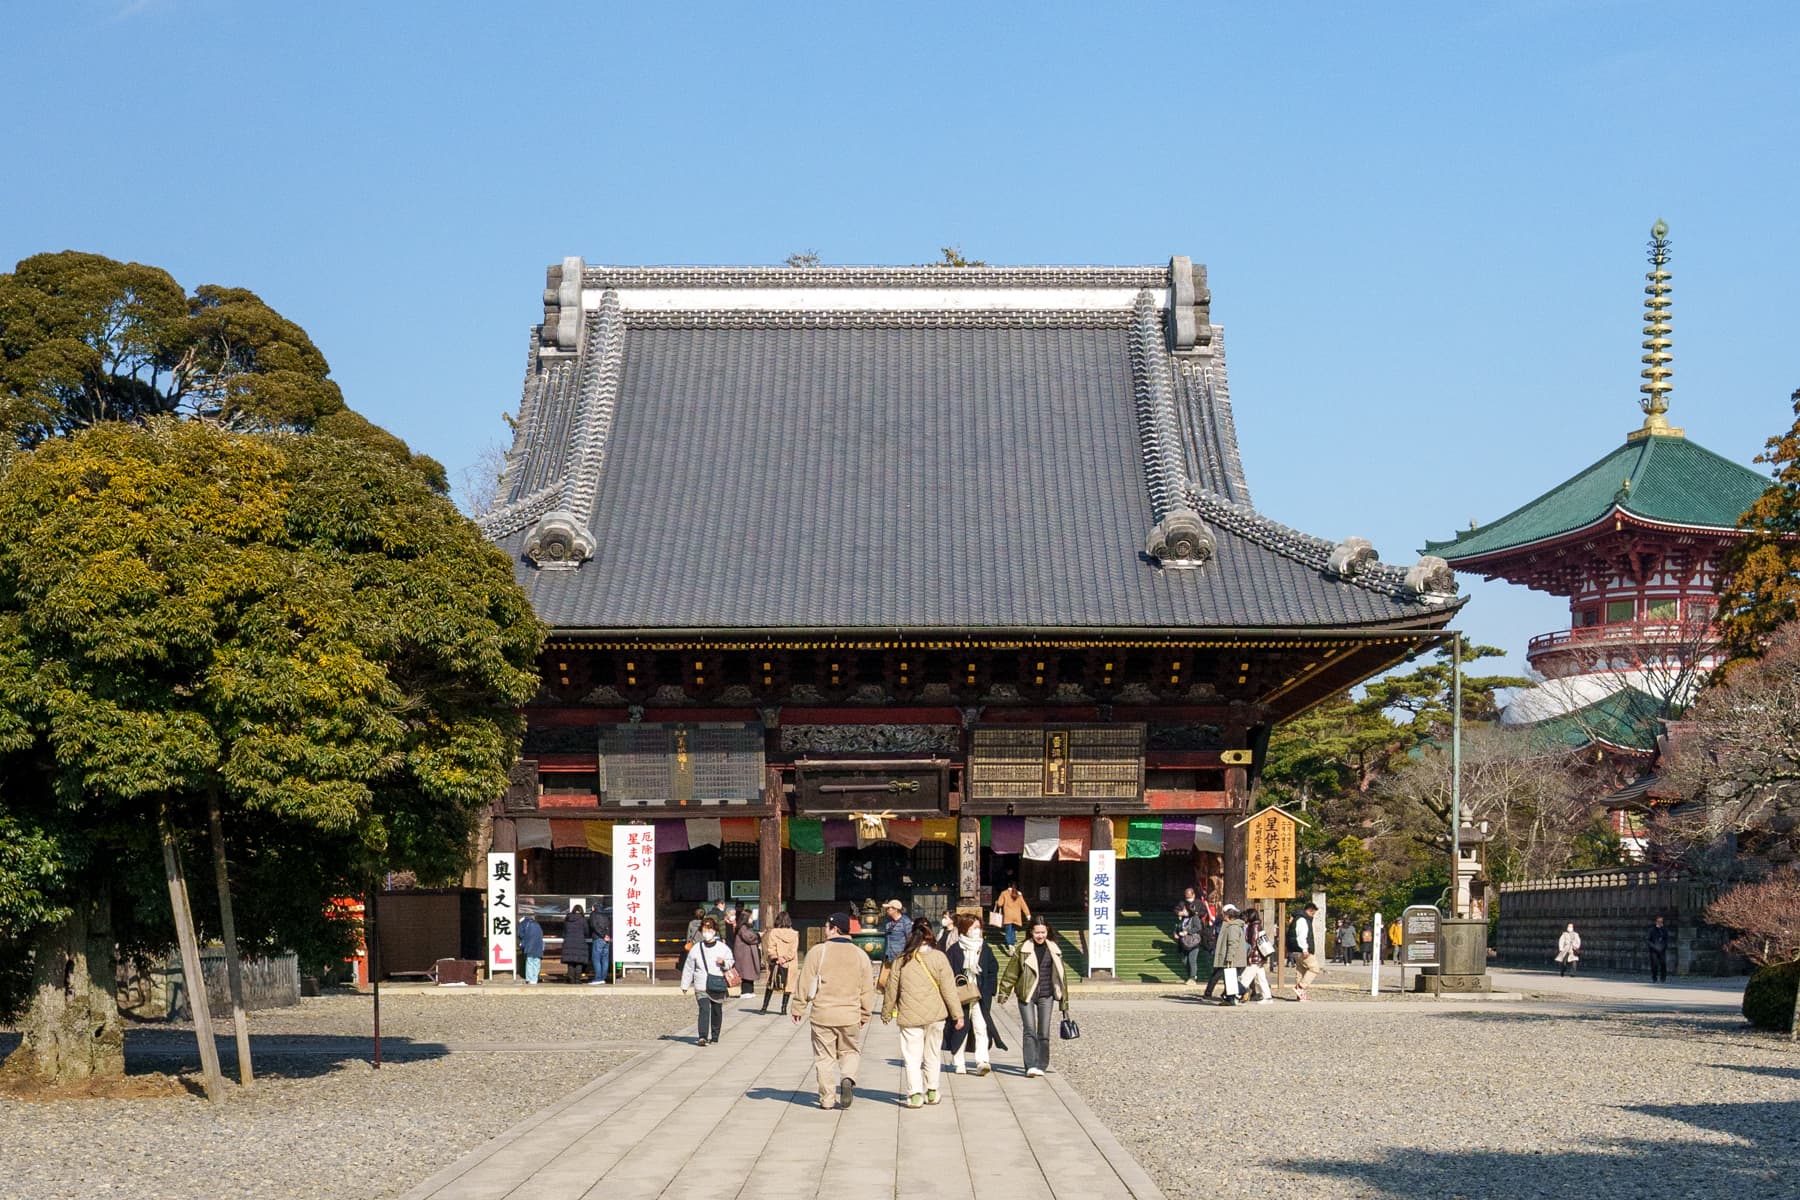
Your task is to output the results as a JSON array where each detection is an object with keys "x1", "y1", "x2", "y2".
[{"x1": 996, "y1": 916, "x2": 1068, "y2": 1077}]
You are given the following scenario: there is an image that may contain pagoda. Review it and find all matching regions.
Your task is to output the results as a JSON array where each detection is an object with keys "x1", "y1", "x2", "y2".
[{"x1": 1426, "y1": 223, "x2": 1770, "y2": 848}]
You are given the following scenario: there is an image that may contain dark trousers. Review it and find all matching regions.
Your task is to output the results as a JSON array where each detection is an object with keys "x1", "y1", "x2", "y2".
[
  {"x1": 1183, "y1": 945, "x2": 1203, "y2": 982},
  {"x1": 1559, "y1": 958, "x2": 1577, "y2": 977},
  {"x1": 696, "y1": 992, "x2": 724, "y2": 1041},
  {"x1": 1201, "y1": 966, "x2": 1225, "y2": 997},
  {"x1": 1648, "y1": 950, "x2": 1667, "y2": 982},
  {"x1": 1017, "y1": 996, "x2": 1055, "y2": 1071},
  {"x1": 759, "y1": 969, "x2": 790, "y2": 1012}
]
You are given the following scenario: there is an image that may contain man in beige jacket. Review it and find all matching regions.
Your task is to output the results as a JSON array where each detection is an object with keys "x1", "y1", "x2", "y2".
[{"x1": 791, "y1": 912, "x2": 877, "y2": 1110}]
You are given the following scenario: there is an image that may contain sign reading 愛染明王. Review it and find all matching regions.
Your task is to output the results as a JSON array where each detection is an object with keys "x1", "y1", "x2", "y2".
[
  {"x1": 486, "y1": 852, "x2": 517, "y2": 976},
  {"x1": 611, "y1": 824, "x2": 656, "y2": 970},
  {"x1": 1087, "y1": 850, "x2": 1117, "y2": 975}
]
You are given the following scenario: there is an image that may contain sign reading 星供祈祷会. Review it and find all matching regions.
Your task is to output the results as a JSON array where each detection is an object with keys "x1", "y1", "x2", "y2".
[
  {"x1": 1088, "y1": 849, "x2": 1116, "y2": 975},
  {"x1": 486, "y1": 852, "x2": 517, "y2": 976},
  {"x1": 612, "y1": 824, "x2": 656, "y2": 970}
]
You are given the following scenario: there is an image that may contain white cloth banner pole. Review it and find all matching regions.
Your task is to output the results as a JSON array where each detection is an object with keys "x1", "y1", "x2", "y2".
[
  {"x1": 1087, "y1": 849, "x2": 1117, "y2": 976},
  {"x1": 1370, "y1": 911, "x2": 1382, "y2": 997},
  {"x1": 486, "y1": 853, "x2": 517, "y2": 977},
  {"x1": 612, "y1": 824, "x2": 657, "y2": 978}
]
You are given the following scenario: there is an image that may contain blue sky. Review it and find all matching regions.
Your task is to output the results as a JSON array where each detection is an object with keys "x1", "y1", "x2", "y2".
[{"x1": 6, "y1": 2, "x2": 1797, "y2": 673}]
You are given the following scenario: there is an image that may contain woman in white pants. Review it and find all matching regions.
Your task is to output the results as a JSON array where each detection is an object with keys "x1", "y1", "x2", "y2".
[
  {"x1": 880, "y1": 922, "x2": 964, "y2": 1108},
  {"x1": 1240, "y1": 909, "x2": 1274, "y2": 1003},
  {"x1": 944, "y1": 913, "x2": 996, "y2": 1075}
]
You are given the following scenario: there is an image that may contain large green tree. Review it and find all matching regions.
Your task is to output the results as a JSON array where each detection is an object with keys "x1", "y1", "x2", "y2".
[{"x1": 1717, "y1": 387, "x2": 1800, "y2": 667}]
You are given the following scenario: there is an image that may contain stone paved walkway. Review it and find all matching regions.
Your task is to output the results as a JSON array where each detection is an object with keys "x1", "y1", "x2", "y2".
[{"x1": 400, "y1": 995, "x2": 1162, "y2": 1200}]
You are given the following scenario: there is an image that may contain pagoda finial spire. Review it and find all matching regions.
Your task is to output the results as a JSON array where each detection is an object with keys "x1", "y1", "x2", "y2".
[{"x1": 1629, "y1": 218, "x2": 1683, "y2": 441}]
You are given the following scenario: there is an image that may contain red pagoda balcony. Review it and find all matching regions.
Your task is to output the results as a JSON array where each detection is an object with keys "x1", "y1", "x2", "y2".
[{"x1": 1527, "y1": 618, "x2": 1719, "y2": 677}]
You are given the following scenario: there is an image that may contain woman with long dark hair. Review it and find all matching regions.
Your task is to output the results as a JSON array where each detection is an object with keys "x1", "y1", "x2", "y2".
[
  {"x1": 943, "y1": 912, "x2": 996, "y2": 1075},
  {"x1": 880, "y1": 921, "x2": 963, "y2": 1108},
  {"x1": 996, "y1": 915, "x2": 1068, "y2": 1077},
  {"x1": 732, "y1": 904, "x2": 762, "y2": 996},
  {"x1": 760, "y1": 911, "x2": 799, "y2": 1014}
]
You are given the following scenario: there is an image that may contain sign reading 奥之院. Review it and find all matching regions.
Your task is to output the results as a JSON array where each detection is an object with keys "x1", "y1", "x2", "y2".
[
  {"x1": 611, "y1": 824, "x2": 656, "y2": 972},
  {"x1": 486, "y1": 852, "x2": 517, "y2": 976}
]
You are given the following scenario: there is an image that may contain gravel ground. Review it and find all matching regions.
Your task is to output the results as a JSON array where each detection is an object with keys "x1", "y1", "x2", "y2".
[
  {"x1": 0, "y1": 989, "x2": 690, "y2": 1200},
  {"x1": 1053, "y1": 993, "x2": 1800, "y2": 1200}
]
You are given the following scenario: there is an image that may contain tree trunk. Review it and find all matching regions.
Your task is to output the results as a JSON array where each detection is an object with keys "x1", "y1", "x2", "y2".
[
  {"x1": 161, "y1": 813, "x2": 226, "y2": 1102},
  {"x1": 1791, "y1": 961, "x2": 1799, "y2": 1043},
  {"x1": 205, "y1": 788, "x2": 253, "y2": 1086},
  {"x1": 1, "y1": 892, "x2": 124, "y2": 1084}
]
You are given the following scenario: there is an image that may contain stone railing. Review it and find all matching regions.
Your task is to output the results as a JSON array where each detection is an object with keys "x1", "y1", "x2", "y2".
[{"x1": 1495, "y1": 868, "x2": 1734, "y2": 976}]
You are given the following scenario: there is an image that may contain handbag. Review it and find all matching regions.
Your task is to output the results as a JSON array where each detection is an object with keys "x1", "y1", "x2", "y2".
[
  {"x1": 988, "y1": 909, "x2": 1004, "y2": 929},
  {"x1": 1059, "y1": 1011, "x2": 1080, "y2": 1040},
  {"x1": 953, "y1": 971, "x2": 980, "y2": 1008},
  {"x1": 724, "y1": 963, "x2": 742, "y2": 989}
]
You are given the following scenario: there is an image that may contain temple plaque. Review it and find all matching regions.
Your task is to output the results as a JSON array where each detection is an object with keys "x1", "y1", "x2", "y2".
[
  {"x1": 967, "y1": 725, "x2": 1144, "y2": 808},
  {"x1": 598, "y1": 722, "x2": 764, "y2": 806},
  {"x1": 795, "y1": 759, "x2": 948, "y2": 815}
]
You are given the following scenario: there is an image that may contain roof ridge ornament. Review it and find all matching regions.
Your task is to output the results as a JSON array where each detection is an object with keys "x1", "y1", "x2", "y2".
[
  {"x1": 1628, "y1": 221, "x2": 1683, "y2": 442},
  {"x1": 541, "y1": 256, "x2": 586, "y2": 355},
  {"x1": 1165, "y1": 256, "x2": 1212, "y2": 353}
]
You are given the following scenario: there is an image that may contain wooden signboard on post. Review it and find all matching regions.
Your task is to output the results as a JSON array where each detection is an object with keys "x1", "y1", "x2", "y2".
[{"x1": 1236, "y1": 807, "x2": 1309, "y2": 990}]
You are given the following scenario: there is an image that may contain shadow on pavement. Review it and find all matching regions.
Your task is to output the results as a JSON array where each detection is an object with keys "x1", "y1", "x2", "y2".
[{"x1": 1284, "y1": 1097, "x2": 1799, "y2": 1199}]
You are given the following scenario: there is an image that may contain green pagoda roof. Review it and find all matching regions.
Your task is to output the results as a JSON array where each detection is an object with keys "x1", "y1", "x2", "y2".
[
  {"x1": 1425, "y1": 433, "x2": 1769, "y2": 561},
  {"x1": 1523, "y1": 686, "x2": 1664, "y2": 755}
]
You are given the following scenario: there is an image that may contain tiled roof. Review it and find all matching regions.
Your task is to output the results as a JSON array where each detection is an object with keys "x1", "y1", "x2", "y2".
[
  {"x1": 483, "y1": 260, "x2": 1461, "y2": 633},
  {"x1": 1524, "y1": 686, "x2": 1664, "y2": 755},
  {"x1": 1426, "y1": 433, "x2": 1769, "y2": 561}
]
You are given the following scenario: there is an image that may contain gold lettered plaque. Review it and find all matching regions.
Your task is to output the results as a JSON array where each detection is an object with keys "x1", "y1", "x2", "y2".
[
  {"x1": 968, "y1": 725, "x2": 1144, "y2": 807},
  {"x1": 1244, "y1": 808, "x2": 1299, "y2": 900}
]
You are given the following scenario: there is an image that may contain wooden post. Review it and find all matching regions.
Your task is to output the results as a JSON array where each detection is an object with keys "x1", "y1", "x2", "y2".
[
  {"x1": 370, "y1": 883, "x2": 382, "y2": 1069},
  {"x1": 160, "y1": 813, "x2": 225, "y2": 1102},
  {"x1": 205, "y1": 788, "x2": 253, "y2": 1087},
  {"x1": 1275, "y1": 899, "x2": 1287, "y2": 993},
  {"x1": 758, "y1": 806, "x2": 784, "y2": 918}
]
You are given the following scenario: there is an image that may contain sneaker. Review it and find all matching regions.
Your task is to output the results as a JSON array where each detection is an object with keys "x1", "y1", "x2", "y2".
[
  {"x1": 839, "y1": 1078, "x2": 855, "y2": 1108},
  {"x1": 953, "y1": 1064, "x2": 967, "y2": 1075},
  {"x1": 976, "y1": 1062, "x2": 992, "y2": 1076},
  {"x1": 925, "y1": 1089, "x2": 940, "y2": 1105},
  {"x1": 587, "y1": 979, "x2": 605, "y2": 986},
  {"x1": 1257, "y1": 997, "x2": 1273, "y2": 1005},
  {"x1": 697, "y1": 1038, "x2": 708, "y2": 1047},
  {"x1": 1026, "y1": 1067, "x2": 1045, "y2": 1078},
  {"x1": 818, "y1": 1098, "x2": 836, "y2": 1110},
  {"x1": 906, "y1": 1093, "x2": 924, "y2": 1109}
]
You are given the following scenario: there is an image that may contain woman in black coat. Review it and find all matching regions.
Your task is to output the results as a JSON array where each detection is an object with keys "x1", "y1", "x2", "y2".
[
  {"x1": 942, "y1": 913, "x2": 1002, "y2": 1073},
  {"x1": 561, "y1": 904, "x2": 591, "y2": 983}
]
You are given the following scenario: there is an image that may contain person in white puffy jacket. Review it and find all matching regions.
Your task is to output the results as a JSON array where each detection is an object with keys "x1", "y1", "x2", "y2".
[
  {"x1": 681, "y1": 917, "x2": 736, "y2": 1046},
  {"x1": 1556, "y1": 924, "x2": 1582, "y2": 976}
]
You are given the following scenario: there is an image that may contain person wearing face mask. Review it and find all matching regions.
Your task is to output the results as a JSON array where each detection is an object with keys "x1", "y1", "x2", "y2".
[
  {"x1": 937, "y1": 911, "x2": 957, "y2": 952},
  {"x1": 943, "y1": 912, "x2": 996, "y2": 1076},
  {"x1": 680, "y1": 917, "x2": 734, "y2": 1045},
  {"x1": 995, "y1": 915, "x2": 1068, "y2": 1078}
]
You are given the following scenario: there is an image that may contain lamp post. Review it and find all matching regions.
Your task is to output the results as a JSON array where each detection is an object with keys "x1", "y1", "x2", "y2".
[{"x1": 1450, "y1": 631, "x2": 1463, "y2": 918}]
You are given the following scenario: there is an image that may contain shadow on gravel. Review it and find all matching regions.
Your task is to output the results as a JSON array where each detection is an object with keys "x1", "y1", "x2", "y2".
[
  {"x1": 1285, "y1": 1099, "x2": 1800, "y2": 1199},
  {"x1": 123, "y1": 1032, "x2": 450, "y2": 1079},
  {"x1": 1708, "y1": 1062, "x2": 1800, "y2": 1082}
]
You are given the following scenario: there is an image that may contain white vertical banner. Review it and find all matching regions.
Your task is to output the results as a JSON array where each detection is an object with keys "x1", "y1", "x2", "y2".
[
  {"x1": 486, "y1": 852, "x2": 517, "y2": 976},
  {"x1": 612, "y1": 824, "x2": 656, "y2": 972},
  {"x1": 1087, "y1": 849, "x2": 1116, "y2": 975}
]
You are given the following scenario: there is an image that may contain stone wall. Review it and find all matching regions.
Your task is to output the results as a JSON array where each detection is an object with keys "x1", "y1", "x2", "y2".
[{"x1": 1495, "y1": 868, "x2": 1738, "y2": 976}]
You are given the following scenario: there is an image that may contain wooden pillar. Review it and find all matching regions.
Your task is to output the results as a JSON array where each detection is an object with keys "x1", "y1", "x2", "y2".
[
  {"x1": 1223, "y1": 764, "x2": 1249, "y2": 910},
  {"x1": 957, "y1": 815, "x2": 981, "y2": 910},
  {"x1": 759, "y1": 767, "x2": 785, "y2": 916}
]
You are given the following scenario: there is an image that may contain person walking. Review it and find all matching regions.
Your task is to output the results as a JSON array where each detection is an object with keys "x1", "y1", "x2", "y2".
[
  {"x1": 944, "y1": 913, "x2": 996, "y2": 1076},
  {"x1": 1214, "y1": 904, "x2": 1248, "y2": 1005},
  {"x1": 937, "y1": 911, "x2": 958, "y2": 952},
  {"x1": 1556, "y1": 923, "x2": 1582, "y2": 977},
  {"x1": 588, "y1": 906, "x2": 612, "y2": 985},
  {"x1": 686, "y1": 906, "x2": 707, "y2": 951},
  {"x1": 1200, "y1": 902, "x2": 1229, "y2": 999},
  {"x1": 1645, "y1": 916, "x2": 1671, "y2": 983},
  {"x1": 561, "y1": 904, "x2": 591, "y2": 983},
  {"x1": 1386, "y1": 917, "x2": 1403, "y2": 965},
  {"x1": 1289, "y1": 902, "x2": 1321, "y2": 1001},
  {"x1": 732, "y1": 905, "x2": 762, "y2": 997},
  {"x1": 1336, "y1": 918, "x2": 1358, "y2": 965},
  {"x1": 996, "y1": 916, "x2": 1068, "y2": 1079},
  {"x1": 1176, "y1": 902, "x2": 1208, "y2": 986},
  {"x1": 881, "y1": 923, "x2": 963, "y2": 1109},
  {"x1": 1241, "y1": 907, "x2": 1274, "y2": 1003},
  {"x1": 792, "y1": 912, "x2": 876, "y2": 1109},
  {"x1": 877, "y1": 899, "x2": 909, "y2": 990},
  {"x1": 680, "y1": 916, "x2": 735, "y2": 1045},
  {"x1": 997, "y1": 882, "x2": 1031, "y2": 949},
  {"x1": 518, "y1": 912, "x2": 545, "y2": 985},
  {"x1": 760, "y1": 911, "x2": 800, "y2": 1014}
]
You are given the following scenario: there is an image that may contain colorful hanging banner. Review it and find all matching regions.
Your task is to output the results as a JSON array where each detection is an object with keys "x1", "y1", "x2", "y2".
[
  {"x1": 1057, "y1": 817, "x2": 1090, "y2": 861},
  {"x1": 823, "y1": 819, "x2": 857, "y2": 849},
  {"x1": 687, "y1": 818, "x2": 722, "y2": 848},
  {"x1": 990, "y1": 816, "x2": 1025, "y2": 855},
  {"x1": 788, "y1": 818, "x2": 824, "y2": 855},
  {"x1": 720, "y1": 818, "x2": 758, "y2": 845},
  {"x1": 885, "y1": 820, "x2": 924, "y2": 848},
  {"x1": 583, "y1": 820, "x2": 615, "y2": 853},
  {"x1": 1112, "y1": 827, "x2": 1130, "y2": 860},
  {"x1": 1162, "y1": 816, "x2": 1196, "y2": 852},
  {"x1": 549, "y1": 819, "x2": 588, "y2": 849},
  {"x1": 516, "y1": 818, "x2": 552, "y2": 849},
  {"x1": 1126, "y1": 815, "x2": 1161, "y2": 859},
  {"x1": 1022, "y1": 818, "x2": 1060, "y2": 861},
  {"x1": 922, "y1": 818, "x2": 958, "y2": 844},
  {"x1": 979, "y1": 817, "x2": 992, "y2": 847},
  {"x1": 656, "y1": 819, "x2": 689, "y2": 853}
]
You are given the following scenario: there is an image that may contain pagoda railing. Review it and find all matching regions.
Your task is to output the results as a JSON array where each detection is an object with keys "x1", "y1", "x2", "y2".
[{"x1": 1527, "y1": 618, "x2": 1717, "y2": 658}]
